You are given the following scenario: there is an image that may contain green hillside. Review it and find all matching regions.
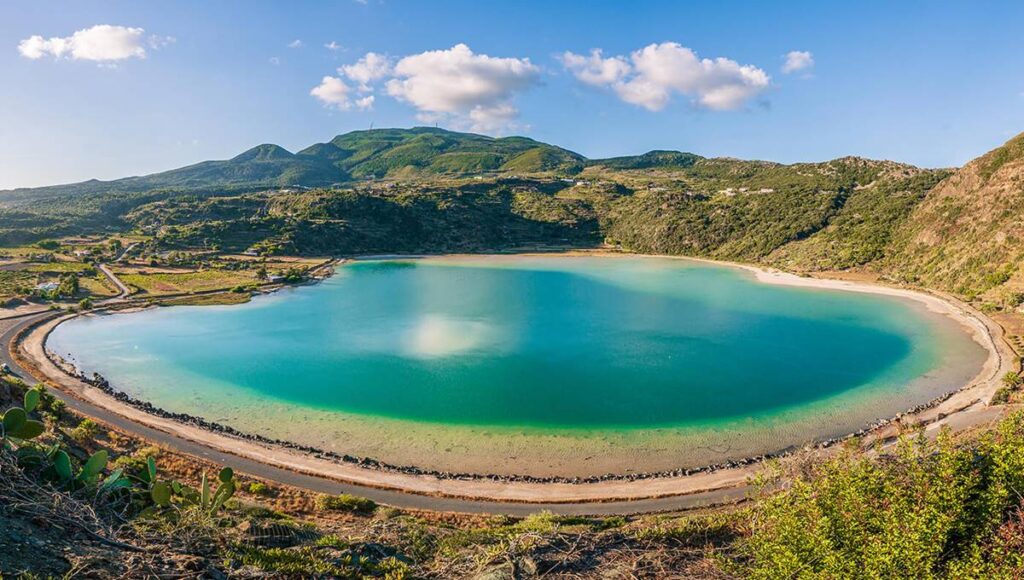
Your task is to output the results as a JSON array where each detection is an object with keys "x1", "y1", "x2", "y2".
[
  {"x1": 0, "y1": 128, "x2": 586, "y2": 203},
  {"x1": 2, "y1": 127, "x2": 1024, "y2": 306},
  {"x1": 590, "y1": 150, "x2": 703, "y2": 170},
  {"x1": 305, "y1": 127, "x2": 585, "y2": 178},
  {"x1": 883, "y1": 132, "x2": 1024, "y2": 301}
]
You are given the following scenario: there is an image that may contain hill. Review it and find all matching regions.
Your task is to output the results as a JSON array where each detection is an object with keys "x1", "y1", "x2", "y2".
[
  {"x1": 590, "y1": 150, "x2": 702, "y2": 170},
  {"x1": 0, "y1": 128, "x2": 586, "y2": 203},
  {"x1": 882, "y1": 133, "x2": 1024, "y2": 301},
  {"x1": 302, "y1": 127, "x2": 585, "y2": 178},
  {"x1": 2, "y1": 127, "x2": 1023, "y2": 307}
]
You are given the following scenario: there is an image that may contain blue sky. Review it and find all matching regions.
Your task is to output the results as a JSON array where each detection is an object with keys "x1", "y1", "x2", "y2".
[{"x1": 2, "y1": 0, "x2": 1023, "y2": 190}]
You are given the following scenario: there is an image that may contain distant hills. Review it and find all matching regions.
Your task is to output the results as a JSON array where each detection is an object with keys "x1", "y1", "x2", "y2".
[
  {"x1": 2, "y1": 126, "x2": 1023, "y2": 305},
  {"x1": 0, "y1": 128, "x2": 594, "y2": 200}
]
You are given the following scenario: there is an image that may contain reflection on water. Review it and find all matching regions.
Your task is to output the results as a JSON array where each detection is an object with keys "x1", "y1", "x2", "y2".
[{"x1": 403, "y1": 314, "x2": 502, "y2": 358}]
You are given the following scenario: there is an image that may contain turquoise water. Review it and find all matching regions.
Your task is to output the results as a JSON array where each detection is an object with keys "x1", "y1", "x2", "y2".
[{"x1": 48, "y1": 256, "x2": 985, "y2": 433}]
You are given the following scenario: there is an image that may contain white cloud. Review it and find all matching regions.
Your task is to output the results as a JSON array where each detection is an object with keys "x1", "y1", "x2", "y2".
[
  {"x1": 384, "y1": 44, "x2": 540, "y2": 132},
  {"x1": 324, "y1": 41, "x2": 343, "y2": 51},
  {"x1": 269, "y1": 56, "x2": 281, "y2": 66},
  {"x1": 355, "y1": 95, "x2": 375, "y2": 109},
  {"x1": 782, "y1": 50, "x2": 814, "y2": 74},
  {"x1": 287, "y1": 39, "x2": 303, "y2": 49},
  {"x1": 310, "y1": 76, "x2": 374, "y2": 110},
  {"x1": 558, "y1": 49, "x2": 630, "y2": 85},
  {"x1": 561, "y1": 42, "x2": 770, "y2": 111},
  {"x1": 341, "y1": 52, "x2": 392, "y2": 90},
  {"x1": 310, "y1": 44, "x2": 539, "y2": 130},
  {"x1": 17, "y1": 25, "x2": 153, "y2": 62}
]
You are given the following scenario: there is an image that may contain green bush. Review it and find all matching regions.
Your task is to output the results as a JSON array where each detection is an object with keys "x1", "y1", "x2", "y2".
[
  {"x1": 737, "y1": 413, "x2": 1024, "y2": 578},
  {"x1": 69, "y1": 418, "x2": 101, "y2": 443},
  {"x1": 1004, "y1": 371, "x2": 1022, "y2": 388},
  {"x1": 314, "y1": 493, "x2": 377, "y2": 514},
  {"x1": 247, "y1": 481, "x2": 272, "y2": 496},
  {"x1": 992, "y1": 387, "x2": 1012, "y2": 405}
]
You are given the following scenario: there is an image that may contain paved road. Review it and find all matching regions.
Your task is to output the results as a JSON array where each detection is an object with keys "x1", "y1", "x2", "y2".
[
  {"x1": 0, "y1": 313, "x2": 750, "y2": 516},
  {"x1": 96, "y1": 263, "x2": 131, "y2": 298}
]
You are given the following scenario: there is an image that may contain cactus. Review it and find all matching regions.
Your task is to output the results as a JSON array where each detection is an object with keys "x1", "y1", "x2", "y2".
[
  {"x1": 151, "y1": 481, "x2": 172, "y2": 506},
  {"x1": 135, "y1": 454, "x2": 237, "y2": 516},
  {"x1": 2, "y1": 404, "x2": 45, "y2": 443},
  {"x1": 79, "y1": 450, "x2": 108, "y2": 484},
  {"x1": 2, "y1": 384, "x2": 127, "y2": 494},
  {"x1": 47, "y1": 448, "x2": 111, "y2": 489},
  {"x1": 24, "y1": 388, "x2": 40, "y2": 413},
  {"x1": 53, "y1": 449, "x2": 74, "y2": 480},
  {"x1": 100, "y1": 468, "x2": 131, "y2": 492},
  {"x1": 210, "y1": 478, "x2": 236, "y2": 514}
]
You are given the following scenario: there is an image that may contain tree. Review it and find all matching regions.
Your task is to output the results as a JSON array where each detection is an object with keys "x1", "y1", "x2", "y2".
[{"x1": 56, "y1": 274, "x2": 79, "y2": 298}]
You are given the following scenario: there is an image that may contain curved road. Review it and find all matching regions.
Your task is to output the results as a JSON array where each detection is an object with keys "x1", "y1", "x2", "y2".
[
  {"x1": 1, "y1": 312, "x2": 750, "y2": 516},
  {"x1": 96, "y1": 263, "x2": 131, "y2": 298}
]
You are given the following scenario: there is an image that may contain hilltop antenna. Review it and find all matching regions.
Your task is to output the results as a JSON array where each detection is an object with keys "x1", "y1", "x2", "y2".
[{"x1": 369, "y1": 121, "x2": 374, "y2": 130}]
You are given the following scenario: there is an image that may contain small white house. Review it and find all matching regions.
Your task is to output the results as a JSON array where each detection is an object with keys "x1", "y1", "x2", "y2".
[{"x1": 35, "y1": 282, "x2": 59, "y2": 292}]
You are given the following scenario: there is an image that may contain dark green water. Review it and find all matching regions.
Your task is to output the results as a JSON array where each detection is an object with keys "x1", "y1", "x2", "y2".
[{"x1": 48, "y1": 256, "x2": 981, "y2": 431}]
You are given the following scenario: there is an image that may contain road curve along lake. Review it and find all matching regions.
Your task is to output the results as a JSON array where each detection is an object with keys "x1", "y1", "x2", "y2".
[{"x1": 48, "y1": 255, "x2": 989, "y2": 477}]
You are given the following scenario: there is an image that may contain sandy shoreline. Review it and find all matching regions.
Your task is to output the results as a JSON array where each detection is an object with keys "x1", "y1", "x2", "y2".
[{"x1": 13, "y1": 251, "x2": 1017, "y2": 504}]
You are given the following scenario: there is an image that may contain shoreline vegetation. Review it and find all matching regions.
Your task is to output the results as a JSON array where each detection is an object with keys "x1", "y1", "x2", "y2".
[
  {"x1": 3, "y1": 127, "x2": 1024, "y2": 576},
  {"x1": 12, "y1": 250, "x2": 1015, "y2": 504}
]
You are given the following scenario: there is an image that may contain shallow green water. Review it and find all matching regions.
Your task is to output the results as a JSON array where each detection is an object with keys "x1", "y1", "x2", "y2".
[{"x1": 49, "y1": 256, "x2": 983, "y2": 432}]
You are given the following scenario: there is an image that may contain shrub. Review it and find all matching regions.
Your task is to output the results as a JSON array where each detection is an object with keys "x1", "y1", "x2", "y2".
[
  {"x1": 44, "y1": 397, "x2": 66, "y2": 421},
  {"x1": 992, "y1": 387, "x2": 1012, "y2": 405},
  {"x1": 68, "y1": 418, "x2": 101, "y2": 443},
  {"x1": 314, "y1": 493, "x2": 376, "y2": 514},
  {"x1": 112, "y1": 445, "x2": 160, "y2": 472},
  {"x1": 736, "y1": 413, "x2": 1024, "y2": 578},
  {"x1": 248, "y1": 482, "x2": 272, "y2": 496}
]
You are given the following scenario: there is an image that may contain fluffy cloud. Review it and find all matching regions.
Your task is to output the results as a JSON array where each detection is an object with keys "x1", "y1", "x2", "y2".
[
  {"x1": 782, "y1": 50, "x2": 814, "y2": 74},
  {"x1": 287, "y1": 39, "x2": 303, "y2": 49},
  {"x1": 18, "y1": 25, "x2": 152, "y2": 62},
  {"x1": 384, "y1": 44, "x2": 540, "y2": 131},
  {"x1": 311, "y1": 44, "x2": 540, "y2": 131},
  {"x1": 310, "y1": 76, "x2": 374, "y2": 111},
  {"x1": 561, "y1": 42, "x2": 770, "y2": 111},
  {"x1": 341, "y1": 52, "x2": 392, "y2": 90},
  {"x1": 558, "y1": 49, "x2": 630, "y2": 85}
]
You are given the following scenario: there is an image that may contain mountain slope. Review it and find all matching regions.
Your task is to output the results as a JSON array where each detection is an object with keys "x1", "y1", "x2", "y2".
[
  {"x1": 589, "y1": 150, "x2": 703, "y2": 170},
  {"x1": 300, "y1": 127, "x2": 585, "y2": 178},
  {"x1": 882, "y1": 133, "x2": 1024, "y2": 300},
  {"x1": 3, "y1": 126, "x2": 1024, "y2": 309},
  {"x1": 0, "y1": 128, "x2": 586, "y2": 203},
  {"x1": 0, "y1": 144, "x2": 344, "y2": 205}
]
